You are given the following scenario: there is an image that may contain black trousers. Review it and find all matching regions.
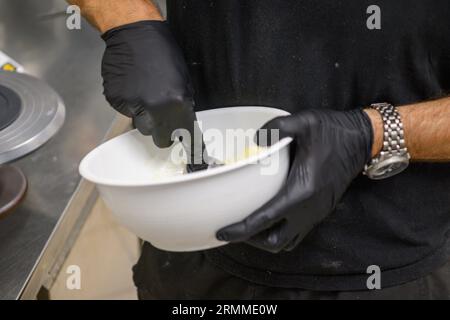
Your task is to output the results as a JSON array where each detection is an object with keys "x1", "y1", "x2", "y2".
[{"x1": 133, "y1": 243, "x2": 450, "y2": 300}]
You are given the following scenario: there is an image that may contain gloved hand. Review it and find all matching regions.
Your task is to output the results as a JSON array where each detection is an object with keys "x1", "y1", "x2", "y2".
[
  {"x1": 101, "y1": 21, "x2": 196, "y2": 148},
  {"x1": 217, "y1": 109, "x2": 373, "y2": 253}
]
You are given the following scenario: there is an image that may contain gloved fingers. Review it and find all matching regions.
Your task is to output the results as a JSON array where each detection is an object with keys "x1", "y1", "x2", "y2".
[
  {"x1": 133, "y1": 109, "x2": 154, "y2": 135},
  {"x1": 283, "y1": 234, "x2": 302, "y2": 252},
  {"x1": 216, "y1": 187, "x2": 290, "y2": 243},
  {"x1": 151, "y1": 123, "x2": 176, "y2": 148},
  {"x1": 245, "y1": 220, "x2": 292, "y2": 253},
  {"x1": 255, "y1": 115, "x2": 300, "y2": 147},
  {"x1": 148, "y1": 99, "x2": 197, "y2": 149},
  {"x1": 134, "y1": 105, "x2": 197, "y2": 149},
  {"x1": 102, "y1": 88, "x2": 135, "y2": 118},
  {"x1": 100, "y1": 20, "x2": 197, "y2": 150}
]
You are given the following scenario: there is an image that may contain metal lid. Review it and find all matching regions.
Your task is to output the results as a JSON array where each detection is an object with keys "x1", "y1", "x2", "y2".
[
  {"x1": 0, "y1": 84, "x2": 21, "y2": 131},
  {"x1": 0, "y1": 71, "x2": 65, "y2": 164}
]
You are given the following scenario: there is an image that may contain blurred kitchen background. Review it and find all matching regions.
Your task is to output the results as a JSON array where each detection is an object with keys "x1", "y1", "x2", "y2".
[{"x1": 0, "y1": 0, "x2": 166, "y2": 300}]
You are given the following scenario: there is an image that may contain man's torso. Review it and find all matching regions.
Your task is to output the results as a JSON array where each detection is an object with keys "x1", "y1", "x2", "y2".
[{"x1": 141, "y1": 0, "x2": 450, "y2": 290}]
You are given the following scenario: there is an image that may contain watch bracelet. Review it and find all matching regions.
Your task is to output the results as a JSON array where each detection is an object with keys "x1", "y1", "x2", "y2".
[{"x1": 364, "y1": 103, "x2": 410, "y2": 170}]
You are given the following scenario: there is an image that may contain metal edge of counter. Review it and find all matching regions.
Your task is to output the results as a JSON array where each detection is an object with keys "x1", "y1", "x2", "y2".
[{"x1": 18, "y1": 114, "x2": 132, "y2": 300}]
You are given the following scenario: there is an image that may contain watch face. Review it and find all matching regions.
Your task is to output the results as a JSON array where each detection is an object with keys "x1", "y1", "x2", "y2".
[{"x1": 368, "y1": 156, "x2": 409, "y2": 180}]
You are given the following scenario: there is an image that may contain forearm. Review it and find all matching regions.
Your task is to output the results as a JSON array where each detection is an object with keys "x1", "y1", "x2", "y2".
[
  {"x1": 365, "y1": 97, "x2": 450, "y2": 161},
  {"x1": 68, "y1": 0, "x2": 163, "y2": 33}
]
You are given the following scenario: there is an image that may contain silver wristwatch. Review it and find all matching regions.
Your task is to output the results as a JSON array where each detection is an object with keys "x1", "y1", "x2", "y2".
[{"x1": 363, "y1": 103, "x2": 410, "y2": 180}]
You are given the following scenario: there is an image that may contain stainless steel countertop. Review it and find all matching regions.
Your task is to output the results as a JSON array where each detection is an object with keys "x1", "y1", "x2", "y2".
[{"x1": 0, "y1": 0, "x2": 116, "y2": 299}]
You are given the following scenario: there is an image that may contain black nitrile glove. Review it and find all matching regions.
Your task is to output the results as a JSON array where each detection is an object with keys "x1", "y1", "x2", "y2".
[
  {"x1": 217, "y1": 109, "x2": 373, "y2": 253},
  {"x1": 101, "y1": 21, "x2": 196, "y2": 148}
]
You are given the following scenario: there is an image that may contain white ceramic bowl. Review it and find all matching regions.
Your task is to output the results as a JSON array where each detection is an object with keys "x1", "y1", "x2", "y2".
[{"x1": 79, "y1": 106, "x2": 292, "y2": 252}]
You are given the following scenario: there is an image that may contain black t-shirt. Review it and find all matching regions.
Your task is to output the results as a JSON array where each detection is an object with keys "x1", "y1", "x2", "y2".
[{"x1": 164, "y1": 0, "x2": 450, "y2": 290}]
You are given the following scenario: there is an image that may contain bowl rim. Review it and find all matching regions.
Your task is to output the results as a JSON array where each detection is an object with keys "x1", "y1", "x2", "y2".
[{"x1": 79, "y1": 106, "x2": 293, "y2": 187}]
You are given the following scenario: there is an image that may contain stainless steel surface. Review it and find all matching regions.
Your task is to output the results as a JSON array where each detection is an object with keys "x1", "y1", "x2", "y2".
[
  {"x1": 0, "y1": 71, "x2": 65, "y2": 164},
  {"x1": 21, "y1": 115, "x2": 131, "y2": 300},
  {"x1": 0, "y1": 0, "x2": 116, "y2": 300},
  {"x1": 0, "y1": 165, "x2": 27, "y2": 218}
]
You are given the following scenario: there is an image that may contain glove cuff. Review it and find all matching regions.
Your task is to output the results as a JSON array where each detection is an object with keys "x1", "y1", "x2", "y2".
[
  {"x1": 101, "y1": 20, "x2": 169, "y2": 41},
  {"x1": 353, "y1": 108, "x2": 374, "y2": 165}
]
